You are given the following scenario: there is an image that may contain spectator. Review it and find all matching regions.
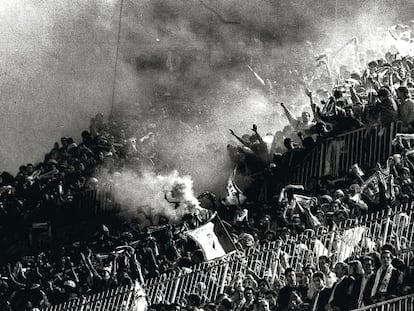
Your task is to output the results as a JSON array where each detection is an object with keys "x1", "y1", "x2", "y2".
[
  {"x1": 309, "y1": 272, "x2": 331, "y2": 311},
  {"x1": 277, "y1": 268, "x2": 297, "y2": 311},
  {"x1": 318, "y1": 256, "x2": 337, "y2": 289},
  {"x1": 280, "y1": 103, "x2": 316, "y2": 136},
  {"x1": 368, "y1": 250, "x2": 400, "y2": 304},
  {"x1": 397, "y1": 86, "x2": 414, "y2": 128},
  {"x1": 326, "y1": 262, "x2": 354, "y2": 310},
  {"x1": 241, "y1": 286, "x2": 255, "y2": 311}
]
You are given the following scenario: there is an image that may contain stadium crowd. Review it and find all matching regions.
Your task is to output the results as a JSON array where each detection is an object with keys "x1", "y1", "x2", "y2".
[{"x1": 0, "y1": 22, "x2": 414, "y2": 311}]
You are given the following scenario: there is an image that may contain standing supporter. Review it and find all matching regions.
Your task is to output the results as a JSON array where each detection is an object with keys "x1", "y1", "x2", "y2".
[
  {"x1": 375, "y1": 87, "x2": 399, "y2": 125},
  {"x1": 368, "y1": 250, "x2": 400, "y2": 304},
  {"x1": 280, "y1": 103, "x2": 316, "y2": 136},
  {"x1": 326, "y1": 262, "x2": 354, "y2": 311},
  {"x1": 317, "y1": 256, "x2": 337, "y2": 289},
  {"x1": 232, "y1": 285, "x2": 246, "y2": 311},
  {"x1": 352, "y1": 256, "x2": 376, "y2": 308},
  {"x1": 277, "y1": 268, "x2": 297, "y2": 311},
  {"x1": 397, "y1": 86, "x2": 414, "y2": 128},
  {"x1": 309, "y1": 272, "x2": 331, "y2": 311},
  {"x1": 241, "y1": 286, "x2": 255, "y2": 311}
]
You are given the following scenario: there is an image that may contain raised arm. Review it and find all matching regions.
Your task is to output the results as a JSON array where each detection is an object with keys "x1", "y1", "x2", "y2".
[
  {"x1": 251, "y1": 124, "x2": 264, "y2": 144},
  {"x1": 110, "y1": 254, "x2": 118, "y2": 279},
  {"x1": 305, "y1": 89, "x2": 318, "y2": 121},
  {"x1": 349, "y1": 85, "x2": 361, "y2": 104},
  {"x1": 81, "y1": 252, "x2": 101, "y2": 280},
  {"x1": 129, "y1": 252, "x2": 145, "y2": 284},
  {"x1": 303, "y1": 205, "x2": 321, "y2": 229},
  {"x1": 280, "y1": 103, "x2": 299, "y2": 128},
  {"x1": 229, "y1": 129, "x2": 250, "y2": 147}
]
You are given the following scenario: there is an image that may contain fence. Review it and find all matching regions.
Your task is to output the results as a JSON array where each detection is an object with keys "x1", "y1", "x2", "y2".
[
  {"x1": 43, "y1": 201, "x2": 414, "y2": 310},
  {"x1": 289, "y1": 122, "x2": 402, "y2": 188},
  {"x1": 45, "y1": 286, "x2": 134, "y2": 311},
  {"x1": 48, "y1": 123, "x2": 404, "y2": 221},
  {"x1": 353, "y1": 293, "x2": 414, "y2": 311},
  {"x1": 144, "y1": 202, "x2": 414, "y2": 304},
  {"x1": 42, "y1": 122, "x2": 411, "y2": 310},
  {"x1": 145, "y1": 201, "x2": 414, "y2": 304}
]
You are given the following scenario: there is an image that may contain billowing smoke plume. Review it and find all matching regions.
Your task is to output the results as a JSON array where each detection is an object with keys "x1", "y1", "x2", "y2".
[
  {"x1": 1, "y1": 0, "x2": 413, "y2": 216},
  {"x1": 100, "y1": 169, "x2": 203, "y2": 227}
]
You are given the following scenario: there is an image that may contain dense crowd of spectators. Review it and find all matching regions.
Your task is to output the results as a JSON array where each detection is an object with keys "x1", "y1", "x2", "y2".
[
  {"x1": 0, "y1": 22, "x2": 413, "y2": 311},
  {"x1": 173, "y1": 249, "x2": 414, "y2": 311},
  {"x1": 0, "y1": 112, "x2": 215, "y2": 310}
]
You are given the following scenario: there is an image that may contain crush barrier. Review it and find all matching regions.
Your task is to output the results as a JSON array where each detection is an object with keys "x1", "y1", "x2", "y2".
[
  {"x1": 43, "y1": 202, "x2": 414, "y2": 310},
  {"x1": 44, "y1": 286, "x2": 134, "y2": 311},
  {"x1": 352, "y1": 293, "x2": 414, "y2": 311},
  {"x1": 289, "y1": 122, "x2": 402, "y2": 187},
  {"x1": 144, "y1": 202, "x2": 414, "y2": 305}
]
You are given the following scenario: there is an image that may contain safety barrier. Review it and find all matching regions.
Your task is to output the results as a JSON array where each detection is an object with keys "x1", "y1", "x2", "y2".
[
  {"x1": 145, "y1": 201, "x2": 414, "y2": 305},
  {"x1": 49, "y1": 123, "x2": 404, "y2": 220},
  {"x1": 143, "y1": 202, "x2": 414, "y2": 305},
  {"x1": 42, "y1": 121, "x2": 412, "y2": 309},
  {"x1": 44, "y1": 285, "x2": 134, "y2": 311},
  {"x1": 352, "y1": 293, "x2": 414, "y2": 311},
  {"x1": 69, "y1": 185, "x2": 116, "y2": 216},
  {"x1": 43, "y1": 201, "x2": 414, "y2": 310},
  {"x1": 290, "y1": 122, "x2": 402, "y2": 188}
]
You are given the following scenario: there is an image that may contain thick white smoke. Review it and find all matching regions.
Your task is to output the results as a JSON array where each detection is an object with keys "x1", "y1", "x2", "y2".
[
  {"x1": 100, "y1": 169, "x2": 203, "y2": 227},
  {"x1": 1, "y1": 0, "x2": 413, "y2": 217}
]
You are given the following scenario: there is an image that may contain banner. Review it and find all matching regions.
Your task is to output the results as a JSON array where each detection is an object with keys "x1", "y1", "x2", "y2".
[
  {"x1": 222, "y1": 166, "x2": 247, "y2": 206},
  {"x1": 313, "y1": 239, "x2": 330, "y2": 258},
  {"x1": 186, "y1": 214, "x2": 237, "y2": 261},
  {"x1": 336, "y1": 226, "x2": 366, "y2": 262}
]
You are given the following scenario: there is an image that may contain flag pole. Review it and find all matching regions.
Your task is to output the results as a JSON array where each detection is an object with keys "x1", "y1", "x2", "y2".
[{"x1": 110, "y1": 0, "x2": 125, "y2": 117}]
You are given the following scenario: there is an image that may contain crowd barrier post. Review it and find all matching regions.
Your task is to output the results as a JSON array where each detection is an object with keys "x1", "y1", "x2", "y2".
[
  {"x1": 382, "y1": 208, "x2": 392, "y2": 246},
  {"x1": 170, "y1": 275, "x2": 181, "y2": 304},
  {"x1": 270, "y1": 248, "x2": 280, "y2": 286},
  {"x1": 219, "y1": 261, "x2": 230, "y2": 294}
]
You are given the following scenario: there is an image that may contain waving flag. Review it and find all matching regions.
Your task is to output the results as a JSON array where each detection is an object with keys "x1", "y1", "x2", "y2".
[
  {"x1": 336, "y1": 226, "x2": 366, "y2": 262},
  {"x1": 186, "y1": 214, "x2": 237, "y2": 261},
  {"x1": 222, "y1": 166, "x2": 248, "y2": 206}
]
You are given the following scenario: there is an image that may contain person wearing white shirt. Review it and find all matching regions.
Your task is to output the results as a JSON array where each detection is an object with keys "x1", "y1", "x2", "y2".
[{"x1": 351, "y1": 256, "x2": 376, "y2": 309}]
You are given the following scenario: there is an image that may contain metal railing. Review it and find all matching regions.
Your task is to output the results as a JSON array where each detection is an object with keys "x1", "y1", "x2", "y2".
[
  {"x1": 43, "y1": 201, "x2": 414, "y2": 310},
  {"x1": 352, "y1": 293, "x2": 414, "y2": 311},
  {"x1": 143, "y1": 202, "x2": 414, "y2": 305},
  {"x1": 45, "y1": 285, "x2": 134, "y2": 311},
  {"x1": 42, "y1": 122, "x2": 412, "y2": 310},
  {"x1": 289, "y1": 122, "x2": 402, "y2": 188}
]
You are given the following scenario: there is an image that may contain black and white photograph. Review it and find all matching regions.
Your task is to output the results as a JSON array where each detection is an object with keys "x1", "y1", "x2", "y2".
[{"x1": 1, "y1": 0, "x2": 414, "y2": 310}]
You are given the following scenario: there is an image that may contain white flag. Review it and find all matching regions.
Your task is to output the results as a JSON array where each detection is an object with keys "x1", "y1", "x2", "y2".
[
  {"x1": 186, "y1": 214, "x2": 236, "y2": 261},
  {"x1": 336, "y1": 226, "x2": 366, "y2": 262}
]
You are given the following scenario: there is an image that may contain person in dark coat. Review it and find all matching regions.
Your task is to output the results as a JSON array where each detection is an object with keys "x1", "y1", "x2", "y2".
[
  {"x1": 309, "y1": 272, "x2": 332, "y2": 311},
  {"x1": 351, "y1": 256, "x2": 376, "y2": 308},
  {"x1": 326, "y1": 262, "x2": 354, "y2": 311},
  {"x1": 368, "y1": 250, "x2": 400, "y2": 304},
  {"x1": 277, "y1": 268, "x2": 298, "y2": 311}
]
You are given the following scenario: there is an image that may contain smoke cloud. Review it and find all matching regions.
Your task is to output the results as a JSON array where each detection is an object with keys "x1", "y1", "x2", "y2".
[
  {"x1": 1, "y1": 0, "x2": 413, "y2": 212},
  {"x1": 100, "y1": 169, "x2": 202, "y2": 227}
]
